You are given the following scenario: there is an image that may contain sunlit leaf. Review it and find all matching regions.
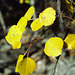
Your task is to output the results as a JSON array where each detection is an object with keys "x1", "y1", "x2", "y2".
[
  {"x1": 15, "y1": 55, "x2": 24, "y2": 72},
  {"x1": 44, "y1": 37, "x2": 63, "y2": 57},
  {"x1": 39, "y1": 7, "x2": 56, "y2": 26},
  {"x1": 24, "y1": 6, "x2": 35, "y2": 20},
  {"x1": 5, "y1": 25, "x2": 22, "y2": 45},
  {"x1": 17, "y1": 17, "x2": 27, "y2": 33},
  {"x1": 18, "y1": 57, "x2": 36, "y2": 75},
  {"x1": 31, "y1": 18, "x2": 43, "y2": 31},
  {"x1": 19, "y1": 0, "x2": 23, "y2": 4},
  {"x1": 66, "y1": 0, "x2": 73, "y2": 13},
  {"x1": 69, "y1": 40, "x2": 75, "y2": 49},
  {"x1": 12, "y1": 41, "x2": 21, "y2": 49},
  {"x1": 64, "y1": 34, "x2": 75, "y2": 49},
  {"x1": 71, "y1": 20, "x2": 75, "y2": 25},
  {"x1": 25, "y1": 0, "x2": 29, "y2": 4}
]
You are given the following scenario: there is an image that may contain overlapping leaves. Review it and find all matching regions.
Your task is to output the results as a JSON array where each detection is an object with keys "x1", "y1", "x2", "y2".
[
  {"x1": 15, "y1": 55, "x2": 36, "y2": 75},
  {"x1": 5, "y1": 5, "x2": 75, "y2": 75},
  {"x1": 5, "y1": 6, "x2": 35, "y2": 49},
  {"x1": 31, "y1": 7, "x2": 56, "y2": 31}
]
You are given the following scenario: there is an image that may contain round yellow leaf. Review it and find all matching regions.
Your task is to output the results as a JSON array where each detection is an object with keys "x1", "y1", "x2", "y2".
[
  {"x1": 17, "y1": 17, "x2": 27, "y2": 33},
  {"x1": 64, "y1": 34, "x2": 75, "y2": 49},
  {"x1": 18, "y1": 57, "x2": 36, "y2": 75},
  {"x1": 44, "y1": 37, "x2": 63, "y2": 57},
  {"x1": 19, "y1": 0, "x2": 23, "y2": 4},
  {"x1": 12, "y1": 41, "x2": 21, "y2": 49},
  {"x1": 24, "y1": 6, "x2": 35, "y2": 20},
  {"x1": 15, "y1": 55, "x2": 24, "y2": 72},
  {"x1": 5, "y1": 25, "x2": 22, "y2": 45},
  {"x1": 39, "y1": 7, "x2": 56, "y2": 26},
  {"x1": 31, "y1": 18, "x2": 43, "y2": 31}
]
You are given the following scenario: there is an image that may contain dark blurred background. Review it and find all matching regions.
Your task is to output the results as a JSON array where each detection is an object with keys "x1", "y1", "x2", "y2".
[{"x1": 0, "y1": 0, "x2": 75, "y2": 75}]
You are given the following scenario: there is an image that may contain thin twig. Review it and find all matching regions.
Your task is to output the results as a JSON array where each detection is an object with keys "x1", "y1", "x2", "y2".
[
  {"x1": 53, "y1": 15, "x2": 73, "y2": 75},
  {"x1": 62, "y1": 15, "x2": 75, "y2": 21},
  {"x1": 52, "y1": 0, "x2": 75, "y2": 74},
  {"x1": 57, "y1": 0, "x2": 64, "y2": 33},
  {"x1": 53, "y1": 56, "x2": 60, "y2": 75},
  {"x1": 27, "y1": 44, "x2": 32, "y2": 57},
  {"x1": 23, "y1": 44, "x2": 32, "y2": 57},
  {"x1": 41, "y1": 26, "x2": 57, "y2": 37},
  {"x1": 23, "y1": 37, "x2": 44, "y2": 57},
  {"x1": 51, "y1": 0, "x2": 56, "y2": 7},
  {"x1": 0, "y1": 11, "x2": 6, "y2": 33}
]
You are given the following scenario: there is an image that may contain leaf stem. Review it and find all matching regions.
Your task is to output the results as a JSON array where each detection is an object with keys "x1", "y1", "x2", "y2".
[
  {"x1": 62, "y1": 15, "x2": 75, "y2": 21},
  {"x1": 53, "y1": 55, "x2": 60, "y2": 75},
  {"x1": 23, "y1": 37, "x2": 44, "y2": 57},
  {"x1": 27, "y1": 44, "x2": 32, "y2": 57},
  {"x1": 23, "y1": 44, "x2": 32, "y2": 57}
]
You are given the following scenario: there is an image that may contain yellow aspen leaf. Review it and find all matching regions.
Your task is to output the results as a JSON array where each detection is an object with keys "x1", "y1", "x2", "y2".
[
  {"x1": 24, "y1": 6, "x2": 35, "y2": 20},
  {"x1": 69, "y1": 40, "x2": 75, "y2": 49},
  {"x1": 5, "y1": 25, "x2": 22, "y2": 45},
  {"x1": 44, "y1": 37, "x2": 63, "y2": 57},
  {"x1": 31, "y1": 18, "x2": 43, "y2": 31},
  {"x1": 66, "y1": 4, "x2": 73, "y2": 13},
  {"x1": 66, "y1": 0, "x2": 73, "y2": 13},
  {"x1": 18, "y1": 57, "x2": 36, "y2": 75},
  {"x1": 15, "y1": 55, "x2": 24, "y2": 72},
  {"x1": 12, "y1": 41, "x2": 21, "y2": 49},
  {"x1": 71, "y1": 20, "x2": 75, "y2": 26},
  {"x1": 17, "y1": 17, "x2": 27, "y2": 33},
  {"x1": 25, "y1": 0, "x2": 29, "y2": 4},
  {"x1": 39, "y1": 7, "x2": 56, "y2": 26},
  {"x1": 19, "y1": 0, "x2": 23, "y2": 4},
  {"x1": 64, "y1": 34, "x2": 75, "y2": 49}
]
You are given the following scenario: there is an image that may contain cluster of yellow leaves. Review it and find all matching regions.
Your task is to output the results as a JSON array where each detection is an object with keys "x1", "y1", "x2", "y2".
[
  {"x1": 5, "y1": 5, "x2": 75, "y2": 75},
  {"x1": 5, "y1": 6, "x2": 35, "y2": 49},
  {"x1": 15, "y1": 55, "x2": 36, "y2": 75},
  {"x1": 31, "y1": 7, "x2": 56, "y2": 31},
  {"x1": 14, "y1": 34, "x2": 75, "y2": 75},
  {"x1": 64, "y1": 34, "x2": 75, "y2": 49}
]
